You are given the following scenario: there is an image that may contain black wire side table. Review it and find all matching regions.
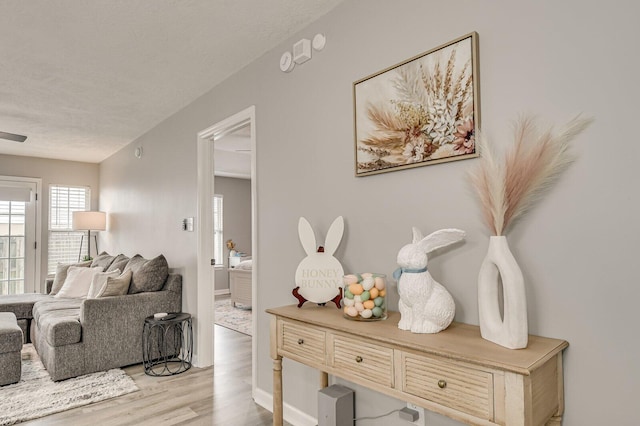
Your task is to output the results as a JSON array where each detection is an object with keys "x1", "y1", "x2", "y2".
[{"x1": 142, "y1": 312, "x2": 193, "y2": 376}]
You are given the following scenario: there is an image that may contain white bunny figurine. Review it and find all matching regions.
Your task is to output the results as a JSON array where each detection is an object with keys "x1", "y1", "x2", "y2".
[{"x1": 395, "y1": 228, "x2": 465, "y2": 333}]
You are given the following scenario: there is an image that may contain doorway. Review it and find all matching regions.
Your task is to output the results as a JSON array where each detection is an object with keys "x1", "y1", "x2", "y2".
[
  {"x1": 0, "y1": 176, "x2": 41, "y2": 295},
  {"x1": 196, "y1": 106, "x2": 257, "y2": 398}
]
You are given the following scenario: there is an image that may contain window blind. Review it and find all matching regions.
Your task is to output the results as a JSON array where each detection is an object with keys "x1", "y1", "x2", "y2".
[
  {"x1": 213, "y1": 195, "x2": 223, "y2": 266},
  {"x1": 48, "y1": 185, "x2": 90, "y2": 274}
]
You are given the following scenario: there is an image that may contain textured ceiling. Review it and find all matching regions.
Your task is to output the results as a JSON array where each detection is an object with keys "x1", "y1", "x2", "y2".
[{"x1": 0, "y1": 0, "x2": 344, "y2": 163}]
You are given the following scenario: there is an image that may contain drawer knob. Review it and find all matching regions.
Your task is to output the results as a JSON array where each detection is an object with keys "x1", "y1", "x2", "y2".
[
  {"x1": 297, "y1": 338, "x2": 304, "y2": 345},
  {"x1": 437, "y1": 379, "x2": 447, "y2": 389},
  {"x1": 355, "y1": 356, "x2": 363, "y2": 363}
]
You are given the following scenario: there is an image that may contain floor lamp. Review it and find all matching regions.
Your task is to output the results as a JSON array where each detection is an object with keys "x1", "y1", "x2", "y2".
[{"x1": 72, "y1": 211, "x2": 106, "y2": 261}]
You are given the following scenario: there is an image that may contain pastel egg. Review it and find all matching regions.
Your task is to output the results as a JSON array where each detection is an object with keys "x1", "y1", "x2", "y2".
[
  {"x1": 343, "y1": 298, "x2": 355, "y2": 307},
  {"x1": 344, "y1": 274, "x2": 358, "y2": 285},
  {"x1": 344, "y1": 306, "x2": 349, "y2": 314},
  {"x1": 374, "y1": 297, "x2": 384, "y2": 307},
  {"x1": 360, "y1": 309, "x2": 373, "y2": 319},
  {"x1": 369, "y1": 287, "x2": 379, "y2": 299},
  {"x1": 354, "y1": 295, "x2": 362, "y2": 303},
  {"x1": 344, "y1": 288, "x2": 354, "y2": 299},
  {"x1": 374, "y1": 277, "x2": 386, "y2": 290},
  {"x1": 363, "y1": 300, "x2": 375, "y2": 310},
  {"x1": 349, "y1": 283, "x2": 364, "y2": 295},
  {"x1": 361, "y1": 273, "x2": 373, "y2": 279},
  {"x1": 346, "y1": 306, "x2": 358, "y2": 317},
  {"x1": 362, "y1": 277, "x2": 375, "y2": 291},
  {"x1": 372, "y1": 307, "x2": 383, "y2": 318},
  {"x1": 379, "y1": 289, "x2": 386, "y2": 297},
  {"x1": 355, "y1": 302, "x2": 364, "y2": 312},
  {"x1": 360, "y1": 290, "x2": 370, "y2": 302}
]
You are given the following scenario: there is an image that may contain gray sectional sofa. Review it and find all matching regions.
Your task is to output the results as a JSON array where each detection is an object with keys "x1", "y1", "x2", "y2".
[{"x1": 0, "y1": 253, "x2": 182, "y2": 381}]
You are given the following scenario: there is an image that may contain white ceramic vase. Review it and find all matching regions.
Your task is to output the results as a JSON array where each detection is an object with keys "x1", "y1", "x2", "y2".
[{"x1": 478, "y1": 236, "x2": 528, "y2": 349}]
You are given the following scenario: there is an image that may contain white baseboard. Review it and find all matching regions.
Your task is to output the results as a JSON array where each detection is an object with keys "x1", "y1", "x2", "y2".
[
  {"x1": 214, "y1": 289, "x2": 230, "y2": 296},
  {"x1": 254, "y1": 386, "x2": 318, "y2": 426}
]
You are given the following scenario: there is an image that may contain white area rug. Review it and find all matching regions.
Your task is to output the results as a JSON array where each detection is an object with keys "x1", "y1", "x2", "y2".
[
  {"x1": 215, "y1": 297, "x2": 252, "y2": 336},
  {"x1": 0, "y1": 344, "x2": 138, "y2": 425}
]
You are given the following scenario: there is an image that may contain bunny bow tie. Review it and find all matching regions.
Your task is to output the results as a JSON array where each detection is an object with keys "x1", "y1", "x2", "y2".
[{"x1": 393, "y1": 267, "x2": 427, "y2": 281}]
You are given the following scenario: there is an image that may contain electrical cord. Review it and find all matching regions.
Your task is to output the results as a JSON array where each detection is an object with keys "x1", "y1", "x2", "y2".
[
  {"x1": 314, "y1": 408, "x2": 403, "y2": 426},
  {"x1": 354, "y1": 408, "x2": 402, "y2": 422}
]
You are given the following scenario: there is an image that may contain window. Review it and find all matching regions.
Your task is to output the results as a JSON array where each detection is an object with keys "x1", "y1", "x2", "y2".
[
  {"x1": 48, "y1": 185, "x2": 90, "y2": 274},
  {"x1": 213, "y1": 195, "x2": 223, "y2": 266},
  {"x1": 0, "y1": 201, "x2": 26, "y2": 295}
]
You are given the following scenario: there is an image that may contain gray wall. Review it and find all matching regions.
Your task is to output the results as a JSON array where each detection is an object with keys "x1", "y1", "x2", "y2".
[
  {"x1": 214, "y1": 176, "x2": 252, "y2": 292},
  {"x1": 99, "y1": 1, "x2": 640, "y2": 424},
  {"x1": 0, "y1": 154, "x2": 100, "y2": 289}
]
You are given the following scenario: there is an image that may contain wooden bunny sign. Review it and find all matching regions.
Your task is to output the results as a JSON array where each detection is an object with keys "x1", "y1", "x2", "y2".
[
  {"x1": 395, "y1": 227, "x2": 465, "y2": 333},
  {"x1": 293, "y1": 216, "x2": 344, "y2": 308}
]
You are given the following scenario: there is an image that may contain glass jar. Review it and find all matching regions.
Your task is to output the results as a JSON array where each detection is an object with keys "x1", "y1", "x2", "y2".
[{"x1": 342, "y1": 273, "x2": 387, "y2": 321}]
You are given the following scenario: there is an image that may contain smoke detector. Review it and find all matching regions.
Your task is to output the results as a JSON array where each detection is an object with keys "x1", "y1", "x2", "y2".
[{"x1": 293, "y1": 39, "x2": 311, "y2": 64}]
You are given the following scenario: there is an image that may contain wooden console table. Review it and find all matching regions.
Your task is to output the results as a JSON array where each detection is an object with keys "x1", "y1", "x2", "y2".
[{"x1": 268, "y1": 305, "x2": 567, "y2": 426}]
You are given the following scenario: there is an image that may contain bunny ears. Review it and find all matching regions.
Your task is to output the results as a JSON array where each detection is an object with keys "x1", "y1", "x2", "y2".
[
  {"x1": 298, "y1": 216, "x2": 344, "y2": 256},
  {"x1": 412, "y1": 227, "x2": 466, "y2": 253}
]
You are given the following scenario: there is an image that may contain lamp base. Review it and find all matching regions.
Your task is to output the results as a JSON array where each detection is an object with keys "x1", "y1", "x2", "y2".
[{"x1": 78, "y1": 230, "x2": 95, "y2": 262}]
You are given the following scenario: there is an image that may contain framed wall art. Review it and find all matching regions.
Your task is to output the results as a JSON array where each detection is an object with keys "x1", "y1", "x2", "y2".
[{"x1": 353, "y1": 32, "x2": 480, "y2": 176}]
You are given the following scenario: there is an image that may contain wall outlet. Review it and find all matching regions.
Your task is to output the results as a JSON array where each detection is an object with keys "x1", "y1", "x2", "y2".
[{"x1": 405, "y1": 402, "x2": 426, "y2": 426}]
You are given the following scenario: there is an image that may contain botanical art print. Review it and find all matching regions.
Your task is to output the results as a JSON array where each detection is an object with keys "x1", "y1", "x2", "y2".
[{"x1": 353, "y1": 32, "x2": 479, "y2": 176}]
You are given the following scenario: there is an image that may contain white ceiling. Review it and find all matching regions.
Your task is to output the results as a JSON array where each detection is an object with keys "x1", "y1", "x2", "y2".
[
  {"x1": 0, "y1": 0, "x2": 344, "y2": 165},
  {"x1": 214, "y1": 122, "x2": 252, "y2": 179}
]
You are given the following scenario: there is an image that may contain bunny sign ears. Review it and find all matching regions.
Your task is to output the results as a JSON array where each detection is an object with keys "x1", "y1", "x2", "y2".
[
  {"x1": 293, "y1": 216, "x2": 345, "y2": 307},
  {"x1": 298, "y1": 216, "x2": 344, "y2": 256}
]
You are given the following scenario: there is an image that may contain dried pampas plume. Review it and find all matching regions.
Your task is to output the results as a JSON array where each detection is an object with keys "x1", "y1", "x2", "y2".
[{"x1": 469, "y1": 115, "x2": 593, "y2": 236}]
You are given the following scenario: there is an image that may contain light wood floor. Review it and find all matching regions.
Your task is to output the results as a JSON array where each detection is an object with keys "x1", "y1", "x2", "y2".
[{"x1": 23, "y1": 325, "x2": 279, "y2": 426}]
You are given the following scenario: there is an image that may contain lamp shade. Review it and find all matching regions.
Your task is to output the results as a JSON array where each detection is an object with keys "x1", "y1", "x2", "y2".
[{"x1": 72, "y1": 211, "x2": 106, "y2": 231}]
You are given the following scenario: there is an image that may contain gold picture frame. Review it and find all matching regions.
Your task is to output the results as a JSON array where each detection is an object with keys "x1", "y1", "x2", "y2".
[{"x1": 353, "y1": 32, "x2": 480, "y2": 176}]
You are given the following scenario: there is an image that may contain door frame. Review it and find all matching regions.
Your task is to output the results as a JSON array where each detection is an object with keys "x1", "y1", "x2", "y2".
[
  {"x1": 196, "y1": 105, "x2": 257, "y2": 396},
  {"x1": 0, "y1": 175, "x2": 42, "y2": 293}
]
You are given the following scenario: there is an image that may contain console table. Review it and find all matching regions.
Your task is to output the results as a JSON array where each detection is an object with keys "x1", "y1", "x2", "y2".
[{"x1": 267, "y1": 305, "x2": 567, "y2": 426}]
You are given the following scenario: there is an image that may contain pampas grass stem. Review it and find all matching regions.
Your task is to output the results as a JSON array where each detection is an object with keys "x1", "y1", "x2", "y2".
[{"x1": 470, "y1": 114, "x2": 593, "y2": 235}]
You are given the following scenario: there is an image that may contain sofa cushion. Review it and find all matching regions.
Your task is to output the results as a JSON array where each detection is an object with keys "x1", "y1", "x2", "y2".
[
  {"x1": 125, "y1": 254, "x2": 169, "y2": 294},
  {"x1": 93, "y1": 270, "x2": 132, "y2": 298},
  {"x1": 106, "y1": 254, "x2": 130, "y2": 273},
  {"x1": 33, "y1": 299, "x2": 83, "y2": 347},
  {"x1": 91, "y1": 252, "x2": 116, "y2": 271},
  {"x1": 50, "y1": 261, "x2": 92, "y2": 295},
  {"x1": 55, "y1": 266, "x2": 103, "y2": 299},
  {"x1": 0, "y1": 312, "x2": 22, "y2": 354},
  {"x1": 0, "y1": 293, "x2": 52, "y2": 319},
  {"x1": 87, "y1": 269, "x2": 121, "y2": 299}
]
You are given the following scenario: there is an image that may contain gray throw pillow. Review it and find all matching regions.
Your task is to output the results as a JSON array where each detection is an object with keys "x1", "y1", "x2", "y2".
[
  {"x1": 50, "y1": 260, "x2": 92, "y2": 295},
  {"x1": 97, "y1": 270, "x2": 132, "y2": 298},
  {"x1": 91, "y1": 252, "x2": 116, "y2": 271},
  {"x1": 124, "y1": 254, "x2": 169, "y2": 294},
  {"x1": 107, "y1": 254, "x2": 130, "y2": 272}
]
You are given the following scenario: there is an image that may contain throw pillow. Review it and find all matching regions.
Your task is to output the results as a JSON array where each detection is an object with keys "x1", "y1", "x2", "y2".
[
  {"x1": 95, "y1": 270, "x2": 132, "y2": 298},
  {"x1": 55, "y1": 266, "x2": 104, "y2": 299},
  {"x1": 87, "y1": 269, "x2": 121, "y2": 299},
  {"x1": 124, "y1": 254, "x2": 169, "y2": 294},
  {"x1": 50, "y1": 260, "x2": 92, "y2": 295},
  {"x1": 91, "y1": 252, "x2": 116, "y2": 271},
  {"x1": 106, "y1": 254, "x2": 130, "y2": 272}
]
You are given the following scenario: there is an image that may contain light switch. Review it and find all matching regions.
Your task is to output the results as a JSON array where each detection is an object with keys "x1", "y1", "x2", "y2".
[{"x1": 182, "y1": 217, "x2": 194, "y2": 232}]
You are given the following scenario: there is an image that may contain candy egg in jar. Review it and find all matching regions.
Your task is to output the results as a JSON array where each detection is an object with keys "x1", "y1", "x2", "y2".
[{"x1": 343, "y1": 273, "x2": 387, "y2": 321}]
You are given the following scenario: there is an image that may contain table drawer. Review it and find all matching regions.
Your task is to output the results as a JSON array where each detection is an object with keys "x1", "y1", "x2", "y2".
[
  {"x1": 401, "y1": 351, "x2": 494, "y2": 420},
  {"x1": 331, "y1": 334, "x2": 394, "y2": 387},
  {"x1": 280, "y1": 320, "x2": 326, "y2": 365}
]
